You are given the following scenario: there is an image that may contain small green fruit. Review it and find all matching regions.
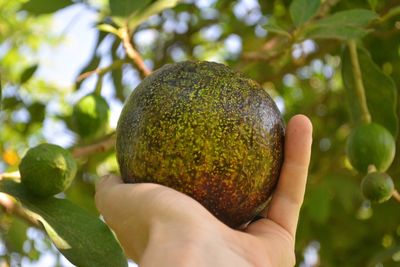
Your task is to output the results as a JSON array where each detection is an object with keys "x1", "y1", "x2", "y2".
[
  {"x1": 19, "y1": 143, "x2": 77, "y2": 197},
  {"x1": 72, "y1": 94, "x2": 110, "y2": 140},
  {"x1": 346, "y1": 123, "x2": 395, "y2": 173},
  {"x1": 361, "y1": 172, "x2": 394, "y2": 203}
]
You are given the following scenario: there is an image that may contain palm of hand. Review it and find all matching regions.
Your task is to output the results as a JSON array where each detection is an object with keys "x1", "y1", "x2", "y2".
[{"x1": 95, "y1": 115, "x2": 312, "y2": 267}]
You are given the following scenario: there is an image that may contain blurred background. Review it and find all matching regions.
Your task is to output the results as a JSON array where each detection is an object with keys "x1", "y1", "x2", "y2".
[{"x1": 1, "y1": 0, "x2": 400, "y2": 266}]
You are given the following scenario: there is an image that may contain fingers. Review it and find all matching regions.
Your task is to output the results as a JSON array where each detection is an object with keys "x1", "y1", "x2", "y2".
[{"x1": 263, "y1": 114, "x2": 312, "y2": 238}]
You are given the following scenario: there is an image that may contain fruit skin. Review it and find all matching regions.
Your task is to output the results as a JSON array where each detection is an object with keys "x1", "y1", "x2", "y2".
[
  {"x1": 72, "y1": 94, "x2": 110, "y2": 140},
  {"x1": 346, "y1": 123, "x2": 395, "y2": 174},
  {"x1": 19, "y1": 143, "x2": 77, "y2": 198},
  {"x1": 116, "y1": 61, "x2": 284, "y2": 228},
  {"x1": 361, "y1": 172, "x2": 394, "y2": 203}
]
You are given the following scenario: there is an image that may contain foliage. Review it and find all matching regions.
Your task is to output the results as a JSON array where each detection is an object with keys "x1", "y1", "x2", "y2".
[{"x1": 1, "y1": 0, "x2": 400, "y2": 266}]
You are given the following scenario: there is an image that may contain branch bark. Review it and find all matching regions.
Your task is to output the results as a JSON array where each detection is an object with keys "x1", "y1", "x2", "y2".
[
  {"x1": 0, "y1": 192, "x2": 40, "y2": 227},
  {"x1": 120, "y1": 26, "x2": 151, "y2": 77},
  {"x1": 72, "y1": 134, "x2": 116, "y2": 158}
]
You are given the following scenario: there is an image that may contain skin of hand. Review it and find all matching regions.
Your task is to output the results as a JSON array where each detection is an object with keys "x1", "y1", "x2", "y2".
[{"x1": 95, "y1": 114, "x2": 313, "y2": 267}]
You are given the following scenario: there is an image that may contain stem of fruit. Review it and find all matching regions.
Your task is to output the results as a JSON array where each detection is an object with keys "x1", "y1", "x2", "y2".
[
  {"x1": 0, "y1": 192, "x2": 40, "y2": 227},
  {"x1": 367, "y1": 165, "x2": 377, "y2": 173},
  {"x1": 120, "y1": 25, "x2": 151, "y2": 77},
  {"x1": 348, "y1": 40, "x2": 371, "y2": 124},
  {"x1": 94, "y1": 75, "x2": 103, "y2": 95},
  {"x1": 392, "y1": 190, "x2": 400, "y2": 203}
]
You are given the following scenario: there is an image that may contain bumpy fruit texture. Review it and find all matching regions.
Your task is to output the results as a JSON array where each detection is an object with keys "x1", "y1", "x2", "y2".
[
  {"x1": 346, "y1": 123, "x2": 395, "y2": 173},
  {"x1": 72, "y1": 94, "x2": 110, "y2": 140},
  {"x1": 361, "y1": 172, "x2": 394, "y2": 203},
  {"x1": 19, "y1": 143, "x2": 77, "y2": 197},
  {"x1": 116, "y1": 61, "x2": 284, "y2": 228}
]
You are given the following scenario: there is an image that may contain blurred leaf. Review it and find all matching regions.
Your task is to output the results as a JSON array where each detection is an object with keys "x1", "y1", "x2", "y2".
[
  {"x1": 289, "y1": 0, "x2": 320, "y2": 27},
  {"x1": 128, "y1": 0, "x2": 182, "y2": 30},
  {"x1": 111, "y1": 38, "x2": 125, "y2": 102},
  {"x1": 367, "y1": 0, "x2": 378, "y2": 11},
  {"x1": 20, "y1": 0, "x2": 73, "y2": 15},
  {"x1": 342, "y1": 47, "x2": 398, "y2": 137},
  {"x1": 28, "y1": 102, "x2": 46, "y2": 123},
  {"x1": 305, "y1": 9, "x2": 378, "y2": 40},
  {"x1": 109, "y1": 0, "x2": 152, "y2": 17},
  {"x1": 305, "y1": 181, "x2": 331, "y2": 224},
  {"x1": 0, "y1": 76, "x2": 2, "y2": 110},
  {"x1": 20, "y1": 64, "x2": 38, "y2": 84},
  {"x1": 263, "y1": 20, "x2": 291, "y2": 38},
  {"x1": 2, "y1": 97, "x2": 23, "y2": 111},
  {"x1": 5, "y1": 217, "x2": 28, "y2": 254},
  {"x1": 0, "y1": 179, "x2": 128, "y2": 267}
]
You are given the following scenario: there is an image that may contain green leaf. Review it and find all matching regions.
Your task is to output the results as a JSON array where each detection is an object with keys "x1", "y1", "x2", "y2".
[
  {"x1": 128, "y1": 0, "x2": 182, "y2": 30},
  {"x1": 28, "y1": 102, "x2": 46, "y2": 123},
  {"x1": 342, "y1": 47, "x2": 398, "y2": 137},
  {"x1": 20, "y1": 64, "x2": 38, "y2": 84},
  {"x1": 109, "y1": 0, "x2": 152, "y2": 17},
  {"x1": 263, "y1": 20, "x2": 291, "y2": 38},
  {"x1": 20, "y1": 0, "x2": 73, "y2": 15},
  {"x1": 5, "y1": 217, "x2": 29, "y2": 254},
  {"x1": 305, "y1": 9, "x2": 378, "y2": 40},
  {"x1": 111, "y1": 38, "x2": 125, "y2": 102},
  {"x1": 0, "y1": 180, "x2": 128, "y2": 267},
  {"x1": 305, "y1": 181, "x2": 331, "y2": 224},
  {"x1": 289, "y1": 0, "x2": 320, "y2": 27}
]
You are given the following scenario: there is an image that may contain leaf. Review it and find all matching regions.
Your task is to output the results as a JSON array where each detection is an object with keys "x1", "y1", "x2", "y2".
[
  {"x1": 20, "y1": 64, "x2": 38, "y2": 84},
  {"x1": 5, "y1": 217, "x2": 29, "y2": 254},
  {"x1": 305, "y1": 9, "x2": 378, "y2": 40},
  {"x1": 0, "y1": 180, "x2": 128, "y2": 267},
  {"x1": 342, "y1": 47, "x2": 398, "y2": 137},
  {"x1": 305, "y1": 182, "x2": 331, "y2": 224},
  {"x1": 289, "y1": 0, "x2": 320, "y2": 27},
  {"x1": 28, "y1": 102, "x2": 46, "y2": 123},
  {"x1": 20, "y1": 0, "x2": 73, "y2": 15},
  {"x1": 111, "y1": 38, "x2": 125, "y2": 102},
  {"x1": 128, "y1": 0, "x2": 182, "y2": 30},
  {"x1": 263, "y1": 21, "x2": 291, "y2": 38},
  {"x1": 109, "y1": 0, "x2": 152, "y2": 17}
]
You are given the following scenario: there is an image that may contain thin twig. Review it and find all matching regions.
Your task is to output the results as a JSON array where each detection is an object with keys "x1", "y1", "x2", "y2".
[
  {"x1": 0, "y1": 171, "x2": 20, "y2": 181},
  {"x1": 0, "y1": 192, "x2": 40, "y2": 227},
  {"x1": 120, "y1": 26, "x2": 151, "y2": 77},
  {"x1": 393, "y1": 190, "x2": 400, "y2": 203},
  {"x1": 348, "y1": 40, "x2": 371, "y2": 124},
  {"x1": 76, "y1": 59, "x2": 126, "y2": 82},
  {"x1": 72, "y1": 134, "x2": 116, "y2": 158}
]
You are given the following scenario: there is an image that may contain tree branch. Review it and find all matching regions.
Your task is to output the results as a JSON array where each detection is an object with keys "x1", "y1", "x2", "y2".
[
  {"x1": 0, "y1": 192, "x2": 40, "y2": 227},
  {"x1": 76, "y1": 59, "x2": 127, "y2": 82},
  {"x1": 72, "y1": 133, "x2": 116, "y2": 158},
  {"x1": 120, "y1": 26, "x2": 152, "y2": 77},
  {"x1": 393, "y1": 190, "x2": 400, "y2": 203}
]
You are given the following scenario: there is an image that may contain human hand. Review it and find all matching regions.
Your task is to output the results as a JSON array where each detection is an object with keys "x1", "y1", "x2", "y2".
[{"x1": 95, "y1": 114, "x2": 312, "y2": 267}]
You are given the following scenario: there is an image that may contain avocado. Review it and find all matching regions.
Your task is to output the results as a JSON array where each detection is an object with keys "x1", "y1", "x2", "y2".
[
  {"x1": 346, "y1": 123, "x2": 395, "y2": 174},
  {"x1": 116, "y1": 61, "x2": 284, "y2": 228},
  {"x1": 361, "y1": 172, "x2": 394, "y2": 203},
  {"x1": 19, "y1": 143, "x2": 77, "y2": 198},
  {"x1": 72, "y1": 94, "x2": 110, "y2": 141}
]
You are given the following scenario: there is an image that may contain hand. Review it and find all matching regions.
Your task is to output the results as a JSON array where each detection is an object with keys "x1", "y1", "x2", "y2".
[{"x1": 95, "y1": 114, "x2": 312, "y2": 267}]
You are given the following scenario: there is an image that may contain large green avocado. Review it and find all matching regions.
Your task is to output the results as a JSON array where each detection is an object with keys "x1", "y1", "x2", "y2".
[{"x1": 116, "y1": 61, "x2": 284, "y2": 228}]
